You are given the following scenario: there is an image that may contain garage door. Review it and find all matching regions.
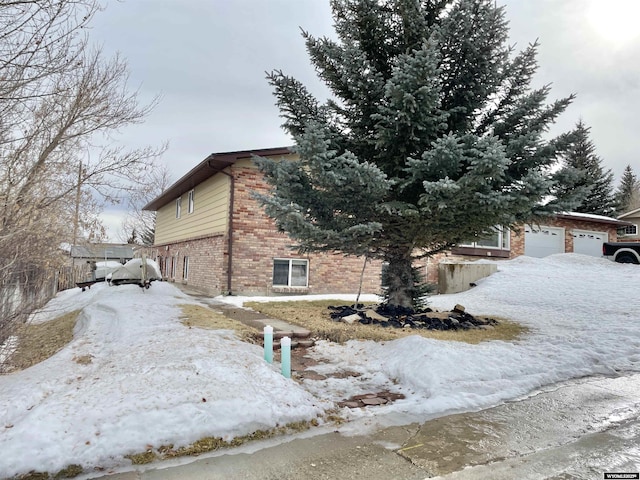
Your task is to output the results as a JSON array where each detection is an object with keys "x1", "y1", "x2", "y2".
[
  {"x1": 524, "y1": 225, "x2": 565, "y2": 258},
  {"x1": 572, "y1": 229, "x2": 608, "y2": 257}
]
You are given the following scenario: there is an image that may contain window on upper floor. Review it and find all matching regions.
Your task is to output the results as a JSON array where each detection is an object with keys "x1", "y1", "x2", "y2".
[
  {"x1": 176, "y1": 197, "x2": 182, "y2": 218},
  {"x1": 617, "y1": 224, "x2": 638, "y2": 236},
  {"x1": 188, "y1": 189, "x2": 195, "y2": 214},
  {"x1": 273, "y1": 259, "x2": 308, "y2": 287}
]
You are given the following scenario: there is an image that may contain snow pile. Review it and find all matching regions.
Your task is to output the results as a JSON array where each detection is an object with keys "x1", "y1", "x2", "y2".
[
  {"x1": 303, "y1": 254, "x2": 640, "y2": 422},
  {"x1": 0, "y1": 283, "x2": 326, "y2": 477},
  {"x1": 1, "y1": 254, "x2": 640, "y2": 477}
]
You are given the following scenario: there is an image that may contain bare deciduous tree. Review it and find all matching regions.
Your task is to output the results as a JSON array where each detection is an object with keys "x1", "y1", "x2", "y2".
[
  {"x1": 0, "y1": 0, "x2": 165, "y2": 353},
  {"x1": 118, "y1": 164, "x2": 172, "y2": 246}
]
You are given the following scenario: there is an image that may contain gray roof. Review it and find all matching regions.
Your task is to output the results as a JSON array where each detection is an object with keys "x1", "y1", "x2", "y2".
[{"x1": 70, "y1": 244, "x2": 134, "y2": 260}]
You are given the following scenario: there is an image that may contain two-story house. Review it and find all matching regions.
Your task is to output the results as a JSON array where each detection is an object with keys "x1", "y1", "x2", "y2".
[
  {"x1": 143, "y1": 147, "x2": 383, "y2": 296},
  {"x1": 144, "y1": 146, "x2": 631, "y2": 294}
]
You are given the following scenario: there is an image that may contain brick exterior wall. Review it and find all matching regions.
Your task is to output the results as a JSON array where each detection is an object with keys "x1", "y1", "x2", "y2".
[
  {"x1": 230, "y1": 165, "x2": 383, "y2": 296},
  {"x1": 148, "y1": 234, "x2": 227, "y2": 295},
  {"x1": 147, "y1": 164, "x2": 383, "y2": 297}
]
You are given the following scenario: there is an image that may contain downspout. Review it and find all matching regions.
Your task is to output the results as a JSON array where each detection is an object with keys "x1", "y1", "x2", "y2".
[{"x1": 214, "y1": 164, "x2": 234, "y2": 295}]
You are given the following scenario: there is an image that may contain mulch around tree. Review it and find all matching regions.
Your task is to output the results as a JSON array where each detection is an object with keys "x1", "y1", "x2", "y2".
[{"x1": 328, "y1": 303, "x2": 499, "y2": 331}]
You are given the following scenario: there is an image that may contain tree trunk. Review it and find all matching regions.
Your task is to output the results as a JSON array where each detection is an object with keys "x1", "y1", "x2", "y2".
[
  {"x1": 354, "y1": 255, "x2": 368, "y2": 307},
  {"x1": 384, "y1": 248, "x2": 415, "y2": 308}
]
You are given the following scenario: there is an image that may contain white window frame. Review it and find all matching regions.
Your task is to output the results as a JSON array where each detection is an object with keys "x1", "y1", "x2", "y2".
[
  {"x1": 272, "y1": 258, "x2": 309, "y2": 287},
  {"x1": 183, "y1": 256, "x2": 189, "y2": 280},
  {"x1": 188, "y1": 189, "x2": 195, "y2": 214},
  {"x1": 617, "y1": 224, "x2": 638, "y2": 237},
  {"x1": 162, "y1": 257, "x2": 168, "y2": 278},
  {"x1": 176, "y1": 197, "x2": 182, "y2": 218},
  {"x1": 459, "y1": 226, "x2": 510, "y2": 250},
  {"x1": 171, "y1": 256, "x2": 177, "y2": 279}
]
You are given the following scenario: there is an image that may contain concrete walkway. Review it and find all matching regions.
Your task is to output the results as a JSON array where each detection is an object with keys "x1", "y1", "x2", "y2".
[
  {"x1": 94, "y1": 373, "x2": 640, "y2": 480},
  {"x1": 176, "y1": 284, "x2": 313, "y2": 346}
]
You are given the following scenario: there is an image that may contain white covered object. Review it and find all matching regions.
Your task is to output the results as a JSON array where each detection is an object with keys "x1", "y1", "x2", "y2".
[{"x1": 109, "y1": 258, "x2": 161, "y2": 286}]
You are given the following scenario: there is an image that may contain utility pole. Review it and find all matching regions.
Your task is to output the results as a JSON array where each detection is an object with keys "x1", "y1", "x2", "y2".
[{"x1": 72, "y1": 162, "x2": 82, "y2": 246}]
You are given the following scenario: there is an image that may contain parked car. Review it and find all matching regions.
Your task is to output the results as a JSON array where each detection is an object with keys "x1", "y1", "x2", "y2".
[{"x1": 602, "y1": 242, "x2": 640, "y2": 264}]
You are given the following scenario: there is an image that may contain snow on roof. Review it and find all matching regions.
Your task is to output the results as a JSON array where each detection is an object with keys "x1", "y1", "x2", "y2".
[{"x1": 557, "y1": 211, "x2": 631, "y2": 225}]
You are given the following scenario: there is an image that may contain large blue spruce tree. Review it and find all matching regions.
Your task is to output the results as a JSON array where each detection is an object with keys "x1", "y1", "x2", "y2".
[{"x1": 256, "y1": 0, "x2": 579, "y2": 307}]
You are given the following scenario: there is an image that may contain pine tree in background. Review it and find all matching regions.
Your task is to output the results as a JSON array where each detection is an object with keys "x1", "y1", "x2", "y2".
[
  {"x1": 255, "y1": 0, "x2": 580, "y2": 308},
  {"x1": 557, "y1": 120, "x2": 616, "y2": 216},
  {"x1": 616, "y1": 165, "x2": 640, "y2": 214}
]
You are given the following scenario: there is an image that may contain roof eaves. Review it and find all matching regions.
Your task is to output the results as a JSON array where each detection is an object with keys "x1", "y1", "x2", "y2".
[
  {"x1": 142, "y1": 146, "x2": 292, "y2": 211},
  {"x1": 617, "y1": 206, "x2": 640, "y2": 219},
  {"x1": 555, "y1": 212, "x2": 633, "y2": 226}
]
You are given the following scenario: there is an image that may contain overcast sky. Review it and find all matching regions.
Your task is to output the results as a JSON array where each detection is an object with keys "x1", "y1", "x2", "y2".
[{"x1": 90, "y1": 0, "x2": 640, "y2": 240}]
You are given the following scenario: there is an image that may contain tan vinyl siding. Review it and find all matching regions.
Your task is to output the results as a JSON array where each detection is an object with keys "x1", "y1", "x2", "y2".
[
  {"x1": 235, "y1": 152, "x2": 299, "y2": 168},
  {"x1": 155, "y1": 174, "x2": 229, "y2": 244}
]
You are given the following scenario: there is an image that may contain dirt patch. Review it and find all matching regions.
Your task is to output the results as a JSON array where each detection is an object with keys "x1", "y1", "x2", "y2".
[
  {"x1": 72, "y1": 354, "x2": 93, "y2": 365},
  {"x1": 122, "y1": 419, "x2": 320, "y2": 466},
  {"x1": 244, "y1": 300, "x2": 527, "y2": 344},
  {"x1": 338, "y1": 391, "x2": 406, "y2": 408},
  {"x1": 1, "y1": 303, "x2": 263, "y2": 374},
  {"x1": 2, "y1": 310, "x2": 80, "y2": 373},
  {"x1": 179, "y1": 304, "x2": 262, "y2": 344}
]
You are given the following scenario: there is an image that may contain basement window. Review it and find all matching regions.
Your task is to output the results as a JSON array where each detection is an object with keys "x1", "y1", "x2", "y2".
[
  {"x1": 170, "y1": 256, "x2": 177, "y2": 279},
  {"x1": 273, "y1": 259, "x2": 308, "y2": 287},
  {"x1": 380, "y1": 262, "x2": 390, "y2": 288},
  {"x1": 183, "y1": 256, "x2": 189, "y2": 280}
]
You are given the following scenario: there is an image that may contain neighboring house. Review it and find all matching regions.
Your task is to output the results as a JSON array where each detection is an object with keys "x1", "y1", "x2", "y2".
[
  {"x1": 143, "y1": 146, "x2": 632, "y2": 295},
  {"x1": 616, "y1": 207, "x2": 640, "y2": 242},
  {"x1": 142, "y1": 147, "x2": 383, "y2": 296},
  {"x1": 70, "y1": 244, "x2": 135, "y2": 264},
  {"x1": 68, "y1": 243, "x2": 135, "y2": 285}
]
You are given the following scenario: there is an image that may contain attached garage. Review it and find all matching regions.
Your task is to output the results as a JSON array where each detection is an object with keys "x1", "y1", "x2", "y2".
[
  {"x1": 426, "y1": 212, "x2": 632, "y2": 285},
  {"x1": 572, "y1": 229, "x2": 608, "y2": 257},
  {"x1": 518, "y1": 213, "x2": 630, "y2": 260},
  {"x1": 524, "y1": 225, "x2": 565, "y2": 258}
]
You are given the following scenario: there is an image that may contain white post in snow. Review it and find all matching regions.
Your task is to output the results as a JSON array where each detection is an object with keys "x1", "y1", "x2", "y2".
[
  {"x1": 141, "y1": 254, "x2": 148, "y2": 286},
  {"x1": 281, "y1": 336, "x2": 291, "y2": 379},
  {"x1": 264, "y1": 325, "x2": 273, "y2": 364}
]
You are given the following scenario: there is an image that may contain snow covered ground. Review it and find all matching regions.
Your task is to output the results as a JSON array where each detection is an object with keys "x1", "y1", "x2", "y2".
[{"x1": 1, "y1": 254, "x2": 640, "y2": 478}]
